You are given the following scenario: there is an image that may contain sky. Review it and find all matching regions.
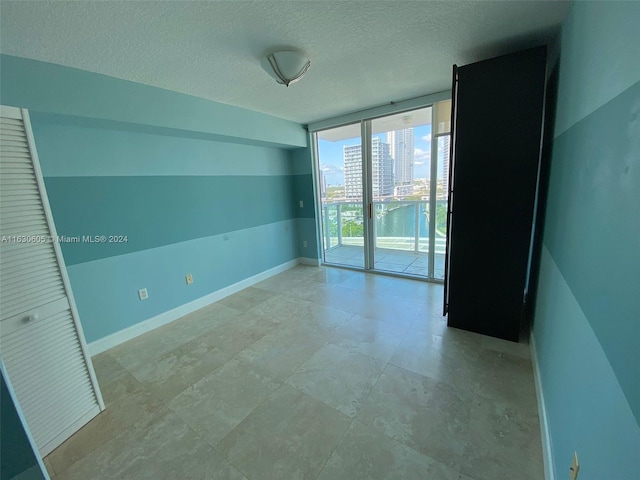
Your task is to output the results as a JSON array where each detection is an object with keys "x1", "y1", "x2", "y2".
[{"x1": 317, "y1": 124, "x2": 443, "y2": 186}]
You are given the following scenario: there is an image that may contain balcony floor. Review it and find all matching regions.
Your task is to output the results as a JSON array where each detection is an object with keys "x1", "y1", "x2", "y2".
[{"x1": 324, "y1": 245, "x2": 445, "y2": 279}]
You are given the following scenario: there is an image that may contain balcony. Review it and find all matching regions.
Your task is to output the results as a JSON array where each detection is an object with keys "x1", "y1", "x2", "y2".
[{"x1": 321, "y1": 200, "x2": 447, "y2": 279}]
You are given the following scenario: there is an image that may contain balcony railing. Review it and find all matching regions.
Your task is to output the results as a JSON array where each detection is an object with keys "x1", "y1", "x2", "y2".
[{"x1": 321, "y1": 200, "x2": 447, "y2": 254}]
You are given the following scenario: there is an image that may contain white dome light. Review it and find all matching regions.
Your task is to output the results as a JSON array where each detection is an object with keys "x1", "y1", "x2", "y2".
[{"x1": 260, "y1": 50, "x2": 311, "y2": 87}]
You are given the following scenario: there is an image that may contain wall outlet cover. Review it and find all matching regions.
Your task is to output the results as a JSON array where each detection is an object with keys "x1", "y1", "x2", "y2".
[
  {"x1": 185, "y1": 274, "x2": 193, "y2": 285},
  {"x1": 138, "y1": 288, "x2": 148, "y2": 301}
]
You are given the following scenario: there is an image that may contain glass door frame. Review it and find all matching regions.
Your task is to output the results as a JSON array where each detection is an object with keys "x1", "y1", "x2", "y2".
[
  {"x1": 362, "y1": 120, "x2": 375, "y2": 272},
  {"x1": 311, "y1": 98, "x2": 450, "y2": 283}
]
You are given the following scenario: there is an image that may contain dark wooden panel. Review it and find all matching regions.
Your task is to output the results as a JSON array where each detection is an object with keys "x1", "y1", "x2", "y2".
[{"x1": 447, "y1": 46, "x2": 546, "y2": 341}]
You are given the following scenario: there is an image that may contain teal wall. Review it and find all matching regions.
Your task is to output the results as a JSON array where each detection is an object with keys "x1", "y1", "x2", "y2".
[
  {"x1": 0, "y1": 55, "x2": 306, "y2": 148},
  {"x1": 533, "y1": 2, "x2": 640, "y2": 479},
  {"x1": 1, "y1": 367, "x2": 46, "y2": 480},
  {"x1": 291, "y1": 145, "x2": 320, "y2": 261},
  {"x1": 1, "y1": 55, "x2": 313, "y2": 343},
  {"x1": 42, "y1": 173, "x2": 296, "y2": 266}
]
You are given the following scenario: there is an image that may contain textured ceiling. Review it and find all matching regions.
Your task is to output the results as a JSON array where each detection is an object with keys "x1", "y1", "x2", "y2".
[{"x1": 0, "y1": 1, "x2": 570, "y2": 124}]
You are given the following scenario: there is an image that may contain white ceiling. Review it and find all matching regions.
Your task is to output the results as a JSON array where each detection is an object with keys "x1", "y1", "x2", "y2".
[{"x1": 0, "y1": 1, "x2": 570, "y2": 125}]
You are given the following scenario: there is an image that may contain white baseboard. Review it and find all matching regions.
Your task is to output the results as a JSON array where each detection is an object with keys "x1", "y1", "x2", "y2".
[
  {"x1": 88, "y1": 258, "x2": 305, "y2": 356},
  {"x1": 530, "y1": 333, "x2": 555, "y2": 480},
  {"x1": 300, "y1": 257, "x2": 320, "y2": 266}
]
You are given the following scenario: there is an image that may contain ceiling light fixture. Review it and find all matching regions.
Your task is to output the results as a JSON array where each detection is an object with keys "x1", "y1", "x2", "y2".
[{"x1": 260, "y1": 50, "x2": 310, "y2": 87}]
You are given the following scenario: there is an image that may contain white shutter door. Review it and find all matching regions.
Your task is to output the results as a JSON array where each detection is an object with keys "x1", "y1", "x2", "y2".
[{"x1": 0, "y1": 105, "x2": 104, "y2": 457}]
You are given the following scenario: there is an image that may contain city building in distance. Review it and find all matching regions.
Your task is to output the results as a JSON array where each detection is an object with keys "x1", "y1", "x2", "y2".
[
  {"x1": 439, "y1": 134, "x2": 450, "y2": 199},
  {"x1": 319, "y1": 169, "x2": 327, "y2": 198},
  {"x1": 343, "y1": 137, "x2": 393, "y2": 199},
  {"x1": 387, "y1": 128, "x2": 415, "y2": 196}
]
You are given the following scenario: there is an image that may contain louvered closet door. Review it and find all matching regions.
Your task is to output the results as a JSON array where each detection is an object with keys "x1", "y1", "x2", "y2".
[{"x1": 0, "y1": 105, "x2": 104, "y2": 457}]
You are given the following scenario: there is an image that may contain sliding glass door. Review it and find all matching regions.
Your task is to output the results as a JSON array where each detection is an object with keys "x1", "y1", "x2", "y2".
[
  {"x1": 370, "y1": 109, "x2": 431, "y2": 276},
  {"x1": 316, "y1": 123, "x2": 365, "y2": 268},
  {"x1": 315, "y1": 101, "x2": 451, "y2": 281}
]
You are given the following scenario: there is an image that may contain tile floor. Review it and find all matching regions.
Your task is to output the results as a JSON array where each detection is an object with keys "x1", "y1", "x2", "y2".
[{"x1": 44, "y1": 265, "x2": 543, "y2": 480}]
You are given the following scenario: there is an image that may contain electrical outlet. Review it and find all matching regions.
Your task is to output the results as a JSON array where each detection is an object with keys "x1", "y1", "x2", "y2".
[
  {"x1": 185, "y1": 273, "x2": 193, "y2": 285},
  {"x1": 569, "y1": 452, "x2": 580, "y2": 480},
  {"x1": 299, "y1": 200, "x2": 304, "y2": 208},
  {"x1": 138, "y1": 288, "x2": 148, "y2": 301},
  {"x1": 303, "y1": 240, "x2": 308, "y2": 248}
]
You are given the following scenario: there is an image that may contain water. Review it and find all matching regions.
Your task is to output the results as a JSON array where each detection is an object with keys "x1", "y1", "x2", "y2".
[{"x1": 375, "y1": 204, "x2": 429, "y2": 238}]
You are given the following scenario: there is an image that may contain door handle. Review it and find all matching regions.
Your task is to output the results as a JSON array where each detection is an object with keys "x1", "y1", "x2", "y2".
[{"x1": 23, "y1": 313, "x2": 38, "y2": 323}]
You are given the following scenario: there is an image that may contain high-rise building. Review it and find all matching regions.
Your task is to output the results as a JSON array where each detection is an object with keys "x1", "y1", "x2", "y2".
[
  {"x1": 343, "y1": 143, "x2": 362, "y2": 199},
  {"x1": 439, "y1": 134, "x2": 450, "y2": 195},
  {"x1": 372, "y1": 137, "x2": 394, "y2": 198},
  {"x1": 343, "y1": 137, "x2": 393, "y2": 198},
  {"x1": 319, "y1": 169, "x2": 327, "y2": 198},
  {"x1": 387, "y1": 128, "x2": 414, "y2": 185}
]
